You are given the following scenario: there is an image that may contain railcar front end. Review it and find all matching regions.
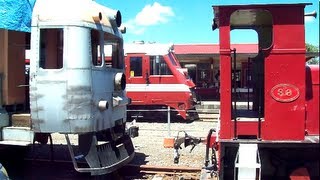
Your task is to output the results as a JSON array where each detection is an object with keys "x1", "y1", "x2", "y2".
[{"x1": 0, "y1": 0, "x2": 135, "y2": 176}]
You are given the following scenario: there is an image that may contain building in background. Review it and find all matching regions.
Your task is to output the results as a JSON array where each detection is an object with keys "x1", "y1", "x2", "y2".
[{"x1": 174, "y1": 44, "x2": 258, "y2": 100}]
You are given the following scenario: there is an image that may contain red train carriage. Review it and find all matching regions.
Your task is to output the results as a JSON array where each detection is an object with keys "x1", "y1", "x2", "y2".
[
  {"x1": 124, "y1": 43, "x2": 198, "y2": 121},
  {"x1": 202, "y1": 2, "x2": 319, "y2": 179}
]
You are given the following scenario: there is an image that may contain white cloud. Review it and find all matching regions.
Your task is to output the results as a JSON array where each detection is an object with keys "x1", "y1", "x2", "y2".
[
  {"x1": 135, "y1": 2, "x2": 174, "y2": 26},
  {"x1": 123, "y1": 2, "x2": 174, "y2": 35},
  {"x1": 124, "y1": 19, "x2": 146, "y2": 35}
]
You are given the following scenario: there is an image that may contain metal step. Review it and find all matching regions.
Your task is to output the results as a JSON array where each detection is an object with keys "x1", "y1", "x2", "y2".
[
  {"x1": 11, "y1": 113, "x2": 31, "y2": 127},
  {"x1": 0, "y1": 126, "x2": 34, "y2": 146},
  {"x1": 235, "y1": 143, "x2": 261, "y2": 180}
]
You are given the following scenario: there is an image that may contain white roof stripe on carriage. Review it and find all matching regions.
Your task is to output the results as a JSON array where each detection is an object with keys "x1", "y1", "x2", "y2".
[
  {"x1": 126, "y1": 84, "x2": 191, "y2": 92},
  {"x1": 124, "y1": 43, "x2": 173, "y2": 55},
  {"x1": 104, "y1": 43, "x2": 173, "y2": 56}
]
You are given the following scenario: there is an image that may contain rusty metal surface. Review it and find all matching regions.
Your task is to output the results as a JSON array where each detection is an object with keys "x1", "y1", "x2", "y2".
[{"x1": 29, "y1": 26, "x2": 128, "y2": 134}]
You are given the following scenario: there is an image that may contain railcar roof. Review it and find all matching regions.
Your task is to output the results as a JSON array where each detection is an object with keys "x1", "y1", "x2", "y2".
[{"x1": 32, "y1": 0, "x2": 119, "y2": 30}]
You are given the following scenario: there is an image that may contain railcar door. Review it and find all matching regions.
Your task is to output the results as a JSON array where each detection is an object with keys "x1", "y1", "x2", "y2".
[
  {"x1": 125, "y1": 54, "x2": 148, "y2": 105},
  {"x1": 30, "y1": 27, "x2": 68, "y2": 132}
]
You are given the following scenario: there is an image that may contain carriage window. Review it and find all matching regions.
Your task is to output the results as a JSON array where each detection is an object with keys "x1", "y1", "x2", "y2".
[
  {"x1": 91, "y1": 30, "x2": 102, "y2": 66},
  {"x1": 150, "y1": 55, "x2": 172, "y2": 75},
  {"x1": 130, "y1": 57, "x2": 142, "y2": 77},
  {"x1": 39, "y1": 29, "x2": 63, "y2": 69}
]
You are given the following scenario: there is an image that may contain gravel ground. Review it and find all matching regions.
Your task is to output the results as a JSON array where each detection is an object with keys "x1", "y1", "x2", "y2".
[
  {"x1": 46, "y1": 120, "x2": 217, "y2": 169},
  {"x1": 0, "y1": 120, "x2": 217, "y2": 179},
  {"x1": 130, "y1": 120, "x2": 217, "y2": 168}
]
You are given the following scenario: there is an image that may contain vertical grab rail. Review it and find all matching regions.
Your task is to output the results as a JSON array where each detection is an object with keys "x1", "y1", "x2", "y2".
[
  {"x1": 247, "y1": 58, "x2": 251, "y2": 110},
  {"x1": 257, "y1": 50, "x2": 264, "y2": 141},
  {"x1": 231, "y1": 48, "x2": 237, "y2": 140},
  {"x1": 258, "y1": 89, "x2": 262, "y2": 141},
  {"x1": 167, "y1": 106, "x2": 171, "y2": 137}
]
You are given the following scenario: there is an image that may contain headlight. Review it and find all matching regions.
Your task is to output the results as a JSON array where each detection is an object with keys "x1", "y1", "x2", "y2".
[{"x1": 114, "y1": 72, "x2": 126, "y2": 91}]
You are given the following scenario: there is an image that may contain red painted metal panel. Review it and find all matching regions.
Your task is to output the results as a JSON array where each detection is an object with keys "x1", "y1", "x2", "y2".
[
  {"x1": 306, "y1": 65, "x2": 320, "y2": 135},
  {"x1": 230, "y1": 121, "x2": 262, "y2": 137},
  {"x1": 219, "y1": 23, "x2": 232, "y2": 139},
  {"x1": 263, "y1": 54, "x2": 306, "y2": 140}
]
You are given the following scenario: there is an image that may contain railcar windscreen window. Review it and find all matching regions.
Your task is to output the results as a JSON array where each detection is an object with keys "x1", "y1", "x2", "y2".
[
  {"x1": 39, "y1": 28, "x2": 63, "y2": 69},
  {"x1": 150, "y1": 55, "x2": 173, "y2": 75}
]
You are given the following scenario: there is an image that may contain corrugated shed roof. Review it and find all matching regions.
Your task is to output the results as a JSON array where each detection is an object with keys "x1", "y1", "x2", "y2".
[{"x1": 173, "y1": 44, "x2": 258, "y2": 55}]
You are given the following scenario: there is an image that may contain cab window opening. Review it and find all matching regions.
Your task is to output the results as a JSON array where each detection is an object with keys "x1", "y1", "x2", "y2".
[
  {"x1": 91, "y1": 30, "x2": 102, "y2": 67},
  {"x1": 39, "y1": 28, "x2": 63, "y2": 69},
  {"x1": 230, "y1": 9, "x2": 273, "y2": 119},
  {"x1": 103, "y1": 33, "x2": 123, "y2": 69}
]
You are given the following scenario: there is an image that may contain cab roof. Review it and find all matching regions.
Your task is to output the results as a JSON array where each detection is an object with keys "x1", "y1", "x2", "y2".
[{"x1": 32, "y1": 0, "x2": 121, "y2": 31}]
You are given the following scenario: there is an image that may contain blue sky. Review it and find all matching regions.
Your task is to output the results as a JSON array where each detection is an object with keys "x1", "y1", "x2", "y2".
[{"x1": 97, "y1": 0, "x2": 319, "y2": 46}]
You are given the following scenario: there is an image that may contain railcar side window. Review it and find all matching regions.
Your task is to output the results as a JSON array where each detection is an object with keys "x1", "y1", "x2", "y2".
[
  {"x1": 150, "y1": 56, "x2": 172, "y2": 75},
  {"x1": 130, "y1": 57, "x2": 142, "y2": 77},
  {"x1": 103, "y1": 33, "x2": 123, "y2": 69},
  {"x1": 104, "y1": 44, "x2": 112, "y2": 67},
  {"x1": 39, "y1": 29, "x2": 63, "y2": 69},
  {"x1": 91, "y1": 30, "x2": 102, "y2": 66}
]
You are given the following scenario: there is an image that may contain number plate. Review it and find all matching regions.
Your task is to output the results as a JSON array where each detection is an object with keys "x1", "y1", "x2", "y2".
[{"x1": 270, "y1": 84, "x2": 300, "y2": 102}]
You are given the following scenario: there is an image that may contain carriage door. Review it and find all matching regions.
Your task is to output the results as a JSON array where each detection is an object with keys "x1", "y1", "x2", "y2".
[
  {"x1": 126, "y1": 54, "x2": 148, "y2": 103},
  {"x1": 30, "y1": 28, "x2": 68, "y2": 132}
]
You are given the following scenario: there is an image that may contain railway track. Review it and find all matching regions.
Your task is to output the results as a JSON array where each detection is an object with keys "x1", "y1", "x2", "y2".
[
  {"x1": 126, "y1": 100, "x2": 252, "y2": 122},
  {"x1": 8, "y1": 156, "x2": 203, "y2": 179},
  {"x1": 119, "y1": 164, "x2": 202, "y2": 179}
]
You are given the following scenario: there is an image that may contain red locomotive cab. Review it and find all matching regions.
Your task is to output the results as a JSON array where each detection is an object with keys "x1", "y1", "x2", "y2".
[
  {"x1": 202, "y1": 2, "x2": 320, "y2": 180},
  {"x1": 124, "y1": 43, "x2": 198, "y2": 121},
  {"x1": 214, "y1": 3, "x2": 310, "y2": 141}
]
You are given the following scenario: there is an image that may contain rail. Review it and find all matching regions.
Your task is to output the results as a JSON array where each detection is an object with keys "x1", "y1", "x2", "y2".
[{"x1": 119, "y1": 164, "x2": 202, "y2": 178}]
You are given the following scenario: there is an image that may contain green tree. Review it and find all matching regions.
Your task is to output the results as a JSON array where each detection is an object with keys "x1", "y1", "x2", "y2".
[{"x1": 306, "y1": 43, "x2": 319, "y2": 65}]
